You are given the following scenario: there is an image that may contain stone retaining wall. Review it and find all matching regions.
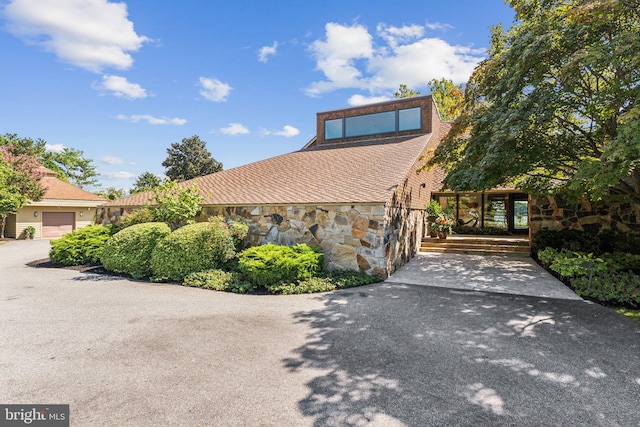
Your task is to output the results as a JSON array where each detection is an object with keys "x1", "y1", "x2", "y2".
[
  {"x1": 96, "y1": 203, "x2": 426, "y2": 278},
  {"x1": 530, "y1": 195, "x2": 640, "y2": 235}
]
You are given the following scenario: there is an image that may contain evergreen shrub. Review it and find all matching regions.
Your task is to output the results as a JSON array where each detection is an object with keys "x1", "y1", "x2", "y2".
[{"x1": 101, "y1": 222, "x2": 171, "y2": 278}]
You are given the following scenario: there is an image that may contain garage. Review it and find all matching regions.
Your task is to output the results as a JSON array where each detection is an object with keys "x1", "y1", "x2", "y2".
[{"x1": 42, "y1": 212, "x2": 75, "y2": 238}]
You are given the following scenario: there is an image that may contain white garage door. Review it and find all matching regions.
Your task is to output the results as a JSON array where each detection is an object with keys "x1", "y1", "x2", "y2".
[{"x1": 42, "y1": 212, "x2": 75, "y2": 238}]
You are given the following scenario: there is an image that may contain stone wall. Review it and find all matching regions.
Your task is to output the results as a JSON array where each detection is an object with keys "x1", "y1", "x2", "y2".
[
  {"x1": 530, "y1": 195, "x2": 640, "y2": 235},
  {"x1": 96, "y1": 202, "x2": 427, "y2": 278}
]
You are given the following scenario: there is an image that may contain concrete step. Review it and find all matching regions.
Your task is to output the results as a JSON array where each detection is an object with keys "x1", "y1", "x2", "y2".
[{"x1": 420, "y1": 236, "x2": 530, "y2": 256}]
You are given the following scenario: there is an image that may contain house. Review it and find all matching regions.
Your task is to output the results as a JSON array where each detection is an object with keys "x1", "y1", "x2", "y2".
[
  {"x1": 4, "y1": 167, "x2": 106, "y2": 239},
  {"x1": 99, "y1": 96, "x2": 448, "y2": 277}
]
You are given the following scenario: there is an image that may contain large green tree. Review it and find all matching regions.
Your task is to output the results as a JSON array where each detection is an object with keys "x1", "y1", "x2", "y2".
[
  {"x1": 130, "y1": 171, "x2": 164, "y2": 194},
  {"x1": 0, "y1": 146, "x2": 45, "y2": 237},
  {"x1": 0, "y1": 133, "x2": 98, "y2": 188},
  {"x1": 431, "y1": 0, "x2": 640, "y2": 202},
  {"x1": 162, "y1": 135, "x2": 222, "y2": 182}
]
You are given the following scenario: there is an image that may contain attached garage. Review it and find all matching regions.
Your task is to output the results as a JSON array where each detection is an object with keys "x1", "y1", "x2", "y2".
[{"x1": 42, "y1": 212, "x2": 75, "y2": 238}]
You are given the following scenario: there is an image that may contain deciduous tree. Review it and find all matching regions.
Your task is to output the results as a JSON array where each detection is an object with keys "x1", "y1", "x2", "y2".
[{"x1": 431, "y1": 0, "x2": 640, "y2": 202}]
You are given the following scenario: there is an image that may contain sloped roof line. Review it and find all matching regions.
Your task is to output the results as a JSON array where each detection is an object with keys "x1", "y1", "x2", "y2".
[{"x1": 102, "y1": 134, "x2": 433, "y2": 208}]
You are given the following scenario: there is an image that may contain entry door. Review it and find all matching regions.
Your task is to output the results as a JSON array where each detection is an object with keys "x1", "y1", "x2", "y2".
[
  {"x1": 510, "y1": 194, "x2": 529, "y2": 234},
  {"x1": 42, "y1": 212, "x2": 75, "y2": 238}
]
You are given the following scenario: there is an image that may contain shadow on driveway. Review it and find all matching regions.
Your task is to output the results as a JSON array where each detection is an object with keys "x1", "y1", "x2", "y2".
[{"x1": 284, "y1": 283, "x2": 640, "y2": 426}]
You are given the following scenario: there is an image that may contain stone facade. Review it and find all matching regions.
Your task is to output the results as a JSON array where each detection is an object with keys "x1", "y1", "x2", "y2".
[
  {"x1": 96, "y1": 203, "x2": 427, "y2": 278},
  {"x1": 530, "y1": 195, "x2": 640, "y2": 235}
]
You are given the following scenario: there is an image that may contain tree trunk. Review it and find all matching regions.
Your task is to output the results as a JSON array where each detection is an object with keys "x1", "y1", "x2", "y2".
[{"x1": 0, "y1": 215, "x2": 6, "y2": 239}]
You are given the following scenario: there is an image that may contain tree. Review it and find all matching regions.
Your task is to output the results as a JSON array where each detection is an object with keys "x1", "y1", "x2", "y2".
[
  {"x1": 162, "y1": 135, "x2": 222, "y2": 182},
  {"x1": 0, "y1": 133, "x2": 98, "y2": 188},
  {"x1": 46, "y1": 148, "x2": 99, "y2": 189},
  {"x1": 431, "y1": 0, "x2": 640, "y2": 202},
  {"x1": 427, "y1": 78, "x2": 464, "y2": 122},
  {"x1": 394, "y1": 84, "x2": 421, "y2": 99},
  {"x1": 94, "y1": 187, "x2": 126, "y2": 201},
  {"x1": 394, "y1": 81, "x2": 463, "y2": 121},
  {"x1": 130, "y1": 171, "x2": 164, "y2": 194},
  {"x1": 0, "y1": 146, "x2": 44, "y2": 237}
]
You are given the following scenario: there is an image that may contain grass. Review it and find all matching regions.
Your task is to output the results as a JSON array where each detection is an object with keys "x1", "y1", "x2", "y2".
[{"x1": 615, "y1": 308, "x2": 640, "y2": 323}]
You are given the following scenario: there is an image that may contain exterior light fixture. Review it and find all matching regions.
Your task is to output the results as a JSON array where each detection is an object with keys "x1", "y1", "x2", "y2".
[
  {"x1": 79, "y1": 211, "x2": 83, "y2": 217},
  {"x1": 34, "y1": 211, "x2": 38, "y2": 217}
]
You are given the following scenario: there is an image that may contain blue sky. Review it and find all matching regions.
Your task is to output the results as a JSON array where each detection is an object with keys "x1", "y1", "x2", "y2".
[{"x1": 0, "y1": 0, "x2": 514, "y2": 191}]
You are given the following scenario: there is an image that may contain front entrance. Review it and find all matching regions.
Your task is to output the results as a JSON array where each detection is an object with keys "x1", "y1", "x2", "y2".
[{"x1": 432, "y1": 192, "x2": 529, "y2": 234}]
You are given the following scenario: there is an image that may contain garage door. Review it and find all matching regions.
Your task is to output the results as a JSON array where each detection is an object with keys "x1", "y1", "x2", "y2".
[{"x1": 42, "y1": 212, "x2": 75, "y2": 238}]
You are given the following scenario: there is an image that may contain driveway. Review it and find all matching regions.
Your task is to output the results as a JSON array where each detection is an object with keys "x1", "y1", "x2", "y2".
[{"x1": 2, "y1": 240, "x2": 640, "y2": 426}]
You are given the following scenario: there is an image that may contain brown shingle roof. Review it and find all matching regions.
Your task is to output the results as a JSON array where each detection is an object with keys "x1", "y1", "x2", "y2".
[
  {"x1": 103, "y1": 134, "x2": 433, "y2": 207},
  {"x1": 41, "y1": 176, "x2": 106, "y2": 201}
]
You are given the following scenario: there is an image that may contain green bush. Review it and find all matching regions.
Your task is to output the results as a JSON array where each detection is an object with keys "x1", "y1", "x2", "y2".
[
  {"x1": 23, "y1": 225, "x2": 36, "y2": 239},
  {"x1": 270, "y1": 270, "x2": 383, "y2": 295},
  {"x1": 208, "y1": 216, "x2": 249, "y2": 251},
  {"x1": 182, "y1": 269, "x2": 256, "y2": 293},
  {"x1": 571, "y1": 271, "x2": 640, "y2": 308},
  {"x1": 120, "y1": 207, "x2": 155, "y2": 229},
  {"x1": 49, "y1": 225, "x2": 116, "y2": 266},
  {"x1": 101, "y1": 222, "x2": 171, "y2": 279},
  {"x1": 150, "y1": 222, "x2": 237, "y2": 282},
  {"x1": 532, "y1": 229, "x2": 602, "y2": 254},
  {"x1": 238, "y1": 243, "x2": 324, "y2": 289}
]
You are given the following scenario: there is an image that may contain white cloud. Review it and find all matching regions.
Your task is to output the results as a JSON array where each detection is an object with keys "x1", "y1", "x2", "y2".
[
  {"x1": 425, "y1": 22, "x2": 454, "y2": 31},
  {"x1": 347, "y1": 94, "x2": 392, "y2": 106},
  {"x1": 305, "y1": 22, "x2": 484, "y2": 97},
  {"x1": 45, "y1": 143, "x2": 65, "y2": 153},
  {"x1": 258, "y1": 41, "x2": 278, "y2": 63},
  {"x1": 94, "y1": 75, "x2": 146, "y2": 99},
  {"x1": 262, "y1": 125, "x2": 300, "y2": 138},
  {"x1": 220, "y1": 123, "x2": 250, "y2": 136},
  {"x1": 116, "y1": 114, "x2": 186, "y2": 125},
  {"x1": 306, "y1": 22, "x2": 374, "y2": 97},
  {"x1": 4, "y1": 0, "x2": 149, "y2": 73},
  {"x1": 198, "y1": 77, "x2": 231, "y2": 102},
  {"x1": 100, "y1": 155, "x2": 124, "y2": 165},
  {"x1": 100, "y1": 171, "x2": 136, "y2": 180}
]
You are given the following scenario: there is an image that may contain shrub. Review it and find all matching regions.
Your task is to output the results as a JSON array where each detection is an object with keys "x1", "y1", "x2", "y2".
[
  {"x1": 238, "y1": 243, "x2": 324, "y2": 289},
  {"x1": 23, "y1": 225, "x2": 35, "y2": 239},
  {"x1": 49, "y1": 225, "x2": 116, "y2": 266},
  {"x1": 532, "y1": 229, "x2": 602, "y2": 254},
  {"x1": 101, "y1": 222, "x2": 171, "y2": 279},
  {"x1": 150, "y1": 222, "x2": 236, "y2": 282},
  {"x1": 571, "y1": 271, "x2": 640, "y2": 308},
  {"x1": 120, "y1": 207, "x2": 155, "y2": 229},
  {"x1": 208, "y1": 216, "x2": 249, "y2": 251},
  {"x1": 270, "y1": 270, "x2": 383, "y2": 295},
  {"x1": 182, "y1": 269, "x2": 256, "y2": 293}
]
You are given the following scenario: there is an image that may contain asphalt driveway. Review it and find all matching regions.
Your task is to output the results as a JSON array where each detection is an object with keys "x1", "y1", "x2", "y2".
[{"x1": 2, "y1": 240, "x2": 640, "y2": 426}]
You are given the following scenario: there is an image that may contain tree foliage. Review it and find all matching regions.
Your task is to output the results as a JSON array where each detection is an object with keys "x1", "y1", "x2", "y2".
[
  {"x1": 394, "y1": 84, "x2": 421, "y2": 99},
  {"x1": 430, "y1": 0, "x2": 640, "y2": 202},
  {"x1": 94, "y1": 187, "x2": 126, "y2": 201},
  {"x1": 427, "y1": 78, "x2": 464, "y2": 122},
  {"x1": 0, "y1": 133, "x2": 98, "y2": 188},
  {"x1": 0, "y1": 146, "x2": 45, "y2": 237},
  {"x1": 148, "y1": 181, "x2": 204, "y2": 230},
  {"x1": 162, "y1": 135, "x2": 222, "y2": 182},
  {"x1": 130, "y1": 171, "x2": 164, "y2": 194}
]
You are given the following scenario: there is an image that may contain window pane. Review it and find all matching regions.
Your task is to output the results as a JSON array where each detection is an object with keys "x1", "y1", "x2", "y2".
[
  {"x1": 399, "y1": 107, "x2": 421, "y2": 131},
  {"x1": 458, "y1": 195, "x2": 481, "y2": 228},
  {"x1": 484, "y1": 194, "x2": 508, "y2": 229},
  {"x1": 325, "y1": 119, "x2": 343, "y2": 139},
  {"x1": 345, "y1": 111, "x2": 396, "y2": 137}
]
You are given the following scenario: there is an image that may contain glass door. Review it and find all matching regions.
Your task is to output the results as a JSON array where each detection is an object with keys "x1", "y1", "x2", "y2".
[{"x1": 510, "y1": 194, "x2": 529, "y2": 234}]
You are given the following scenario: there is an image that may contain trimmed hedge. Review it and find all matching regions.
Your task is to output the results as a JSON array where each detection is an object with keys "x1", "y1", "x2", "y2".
[
  {"x1": 182, "y1": 269, "x2": 256, "y2": 294},
  {"x1": 237, "y1": 243, "x2": 324, "y2": 289},
  {"x1": 49, "y1": 225, "x2": 116, "y2": 266},
  {"x1": 101, "y1": 222, "x2": 171, "y2": 279},
  {"x1": 150, "y1": 222, "x2": 237, "y2": 282}
]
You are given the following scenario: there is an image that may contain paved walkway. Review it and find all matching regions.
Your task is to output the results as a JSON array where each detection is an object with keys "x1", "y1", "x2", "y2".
[{"x1": 386, "y1": 252, "x2": 582, "y2": 300}]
